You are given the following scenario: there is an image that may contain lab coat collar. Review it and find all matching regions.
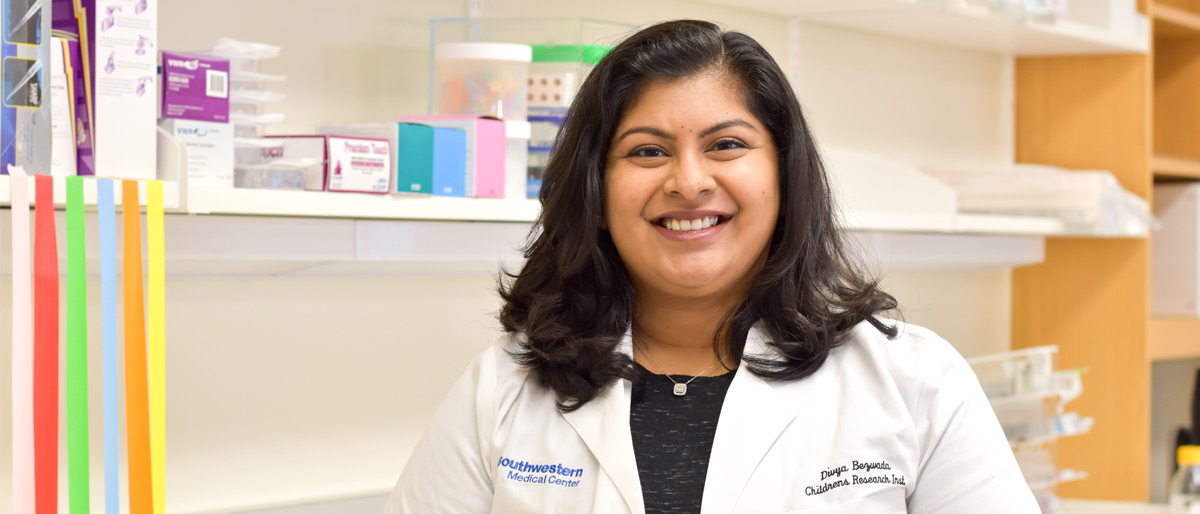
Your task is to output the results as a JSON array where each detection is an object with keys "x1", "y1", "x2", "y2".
[
  {"x1": 560, "y1": 328, "x2": 644, "y2": 514},
  {"x1": 561, "y1": 326, "x2": 795, "y2": 514},
  {"x1": 701, "y1": 326, "x2": 799, "y2": 514}
]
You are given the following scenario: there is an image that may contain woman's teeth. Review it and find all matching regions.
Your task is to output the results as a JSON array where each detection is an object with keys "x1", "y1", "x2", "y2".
[{"x1": 661, "y1": 216, "x2": 720, "y2": 232}]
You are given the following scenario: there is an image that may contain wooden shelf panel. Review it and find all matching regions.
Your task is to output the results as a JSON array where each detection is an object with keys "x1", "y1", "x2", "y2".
[
  {"x1": 1155, "y1": 4, "x2": 1200, "y2": 38},
  {"x1": 1150, "y1": 317, "x2": 1200, "y2": 361},
  {"x1": 1154, "y1": 154, "x2": 1200, "y2": 180}
]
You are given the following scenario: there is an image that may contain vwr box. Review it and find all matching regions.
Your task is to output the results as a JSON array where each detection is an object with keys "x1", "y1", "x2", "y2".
[{"x1": 1154, "y1": 183, "x2": 1200, "y2": 316}]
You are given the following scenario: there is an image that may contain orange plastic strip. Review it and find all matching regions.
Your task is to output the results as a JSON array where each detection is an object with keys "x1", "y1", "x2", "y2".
[{"x1": 123, "y1": 181, "x2": 152, "y2": 514}]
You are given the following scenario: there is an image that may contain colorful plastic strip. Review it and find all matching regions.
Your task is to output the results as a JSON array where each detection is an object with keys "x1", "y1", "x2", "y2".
[
  {"x1": 33, "y1": 174, "x2": 59, "y2": 514},
  {"x1": 98, "y1": 179, "x2": 120, "y2": 514},
  {"x1": 147, "y1": 181, "x2": 166, "y2": 514},
  {"x1": 10, "y1": 166, "x2": 34, "y2": 514},
  {"x1": 66, "y1": 176, "x2": 90, "y2": 513},
  {"x1": 123, "y1": 180, "x2": 152, "y2": 514}
]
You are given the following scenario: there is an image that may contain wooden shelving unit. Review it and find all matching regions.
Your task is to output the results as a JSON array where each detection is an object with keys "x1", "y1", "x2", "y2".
[
  {"x1": 1154, "y1": 3, "x2": 1200, "y2": 37},
  {"x1": 1149, "y1": 317, "x2": 1200, "y2": 361},
  {"x1": 1153, "y1": 154, "x2": 1200, "y2": 180}
]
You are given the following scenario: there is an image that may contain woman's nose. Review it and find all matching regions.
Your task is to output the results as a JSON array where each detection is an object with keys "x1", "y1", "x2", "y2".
[{"x1": 663, "y1": 152, "x2": 716, "y2": 199}]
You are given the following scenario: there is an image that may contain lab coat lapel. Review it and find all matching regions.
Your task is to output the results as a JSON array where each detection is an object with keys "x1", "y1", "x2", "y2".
[
  {"x1": 701, "y1": 328, "x2": 800, "y2": 514},
  {"x1": 560, "y1": 332, "x2": 644, "y2": 514}
]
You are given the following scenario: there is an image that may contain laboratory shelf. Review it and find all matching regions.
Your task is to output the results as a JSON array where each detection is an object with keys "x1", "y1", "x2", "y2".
[
  {"x1": 1154, "y1": 4, "x2": 1200, "y2": 38},
  {"x1": 1148, "y1": 317, "x2": 1200, "y2": 362},
  {"x1": 0, "y1": 174, "x2": 182, "y2": 210},
  {"x1": 185, "y1": 187, "x2": 541, "y2": 222},
  {"x1": 695, "y1": 0, "x2": 1149, "y2": 55},
  {"x1": 1153, "y1": 154, "x2": 1200, "y2": 181}
]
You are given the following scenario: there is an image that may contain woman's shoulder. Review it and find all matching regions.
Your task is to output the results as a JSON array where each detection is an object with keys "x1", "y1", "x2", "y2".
[
  {"x1": 836, "y1": 318, "x2": 973, "y2": 378},
  {"x1": 827, "y1": 318, "x2": 982, "y2": 413}
]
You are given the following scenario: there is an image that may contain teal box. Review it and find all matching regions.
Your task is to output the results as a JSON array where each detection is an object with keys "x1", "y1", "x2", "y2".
[{"x1": 395, "y1": 123, "x2": 466, "y2": 196}]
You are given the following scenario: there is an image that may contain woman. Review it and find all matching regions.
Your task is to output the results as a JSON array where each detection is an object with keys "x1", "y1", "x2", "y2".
[{"x1": 386, "y1": 20, "x2": 1037, "y2": 513}]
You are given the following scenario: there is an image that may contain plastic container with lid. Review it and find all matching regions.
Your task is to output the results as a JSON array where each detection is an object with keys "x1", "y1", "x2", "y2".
[
  {"x1": 528, "y1": 44, "x2": 610, "y2": 110},
  {"x1": 1170, "y1": 446, "x2": 1200, "y2": 513},
  {"x1": 434, "y1": 42, "x2": 532, "y2": 121}
]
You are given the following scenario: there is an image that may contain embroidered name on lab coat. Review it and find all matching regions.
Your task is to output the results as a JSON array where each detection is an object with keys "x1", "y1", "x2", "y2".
[
  {"x1": 806, "y1": 459, "x2": 905, "y2": 496},
  {"x1": 497, "y1": 456, "x2": 585, "y2": 488}
]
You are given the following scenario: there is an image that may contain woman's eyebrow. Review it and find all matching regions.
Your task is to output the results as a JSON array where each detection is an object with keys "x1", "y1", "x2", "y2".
[
  {"x1": 698, "y1": 119, "x2": 755, "y2": 139},
  {"x1": 616, "y1": 126, "x2": 675, "y2": 142}
]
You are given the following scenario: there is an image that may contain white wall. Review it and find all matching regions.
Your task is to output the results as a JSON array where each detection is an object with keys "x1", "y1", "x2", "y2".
[{"x1": 0, "y1": 1, "x2": 1019, "y2": 513}]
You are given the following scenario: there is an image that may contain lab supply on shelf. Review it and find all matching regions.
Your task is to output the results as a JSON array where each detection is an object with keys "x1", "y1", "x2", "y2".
[
  {"x1": 922, "y1": 164, "x2": 1153, "y2": 237},
  {"x1": 527, "y1": 148, "x2": 549, "y2": 199},
  {"x1": 228, "y1": 89, "x2": 284, "y2": 115},
  {"x1": 528, "y1": 113, "x2": 563, "y2": 150},
  {"x1": 68, "y1": 0, "x2": 158, "y2": 179},
  {"x1": 968, "y1": 345, "x2": 1090, "y2": 514},
  {"x1": 1169, "y1": 446, "x2": 1200, "y2": 513},
  {"x1": 159, "y1": 51, "x2": 229, "y2": 123},
  {"x1": 159, "y1": 119, "x2": 233, "y2": 189},
  {"x1": 50, "y1": 36, "x2": 78, "y2": 177},
  {"x1": 526, "y1": 44, "x2": 610, "y2": 109},
  {"x1": 820, "y1": 146, "x2": 958, "y2": 231},
  {"x1": 433, "y1": 42, "x2": 531, "y2": 122},
  {"x1": 527, "y1": 113, "x2": 564, "y2": 199},
  {"x1": 505, "y1": 120, "x2": 530, "y2": 201},
  {"x1": 1153, "y1": 183, "x2": 1200, "y2": 316},
  {"x1": 396, "y1": 115, "x2": 507, "y2": 198},
  {"x1": 320, "y1": 121, "x2": 463, "y2": 197},
  {"x1": 390, "y1": 123, "x2": 467, "y2": 196},
  {"x1": 206, "y1": 38, "x2": 284, "y2": 140},
  {"x1": 267, "y1": 135, "x2": 391, "y2": 194},
  {"x1": 0, "y1": 0, "x2": 52, "y2": 176}
]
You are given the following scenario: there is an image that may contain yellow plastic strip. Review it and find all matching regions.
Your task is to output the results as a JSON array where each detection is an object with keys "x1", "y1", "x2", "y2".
[{"x1": 147, "y1": 181, "x2": 166, "y2": 514}]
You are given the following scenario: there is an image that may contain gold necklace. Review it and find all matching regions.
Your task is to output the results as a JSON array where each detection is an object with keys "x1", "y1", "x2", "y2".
[{"x1": 634, "y1": 344, "x2": 723, "y2": 397}]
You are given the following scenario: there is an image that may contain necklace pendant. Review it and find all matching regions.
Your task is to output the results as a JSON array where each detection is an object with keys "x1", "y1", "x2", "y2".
[{"x1": 673, "y1": 383, "x2": 688, "y2": 396}]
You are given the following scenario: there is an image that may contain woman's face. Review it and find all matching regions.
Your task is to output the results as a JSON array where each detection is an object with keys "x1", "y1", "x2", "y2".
[{"x1": 604, "y1": 72, "x2": 780, "y2": 304}]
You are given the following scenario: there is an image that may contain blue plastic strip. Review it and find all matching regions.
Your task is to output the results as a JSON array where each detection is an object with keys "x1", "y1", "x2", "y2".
[{"x1": 98, "y1": 178, "x2": 119, "y2": 514}]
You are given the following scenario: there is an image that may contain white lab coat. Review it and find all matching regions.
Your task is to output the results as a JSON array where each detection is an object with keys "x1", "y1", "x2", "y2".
[{"x1": 385, "y1": 320, "x2": 1040, "y2": 513}]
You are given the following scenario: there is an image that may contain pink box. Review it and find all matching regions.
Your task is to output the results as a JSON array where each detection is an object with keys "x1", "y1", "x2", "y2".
[{"x1": 395, "y1": 115, "x2": 505, "y2": 198}]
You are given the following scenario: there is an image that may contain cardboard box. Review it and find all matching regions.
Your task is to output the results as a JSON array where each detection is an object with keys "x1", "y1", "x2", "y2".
[
  {"x1": 396, "y1": 115, "x2": 506, "y2": 198},
  {"x1": 268, "y1": 135, "x2": 392, "y2": 194},
  {"x1": 160, "y1": 51, "x2": 229, "y2": 123},
  {"x1": 70, "y1": 0, "x2": 158, "y2": 179},
  {"x1": 394, "y1": 123, "x2": 466, "y2": 196},
  {"x1": 160, "y1": 118, "x2": 233, "y2": 188}
]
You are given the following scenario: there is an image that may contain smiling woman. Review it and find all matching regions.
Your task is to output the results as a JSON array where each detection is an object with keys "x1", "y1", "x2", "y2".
[{"x1": 385, "y1": 20, "x2": 1040, "y2": 514}]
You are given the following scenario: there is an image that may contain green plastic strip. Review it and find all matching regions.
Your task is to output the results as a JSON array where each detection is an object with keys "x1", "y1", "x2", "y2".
[
  {"x1": 530, "y1": 44, "x2": 612, "y2": 65},
  {"x1": 66, "y1": 176, "x2": 89, "y2": 514}
]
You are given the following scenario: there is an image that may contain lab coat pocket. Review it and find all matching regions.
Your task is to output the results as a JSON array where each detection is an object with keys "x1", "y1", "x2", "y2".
[{"x1": 782, "y1": 486, "x2": 906, "y2": 514}]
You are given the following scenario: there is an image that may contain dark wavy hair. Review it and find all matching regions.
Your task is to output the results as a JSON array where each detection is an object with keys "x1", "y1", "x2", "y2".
[{"x1": 499, "y1": 19, "x2": 897, "y2": 411}]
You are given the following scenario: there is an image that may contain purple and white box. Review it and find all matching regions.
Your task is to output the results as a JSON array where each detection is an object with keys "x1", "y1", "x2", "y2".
[{"x1": 160, "y1": 51, "x2": 229, "y2": 122}]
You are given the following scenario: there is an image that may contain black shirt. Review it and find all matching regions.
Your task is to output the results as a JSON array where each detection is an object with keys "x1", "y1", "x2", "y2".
[{"x1": 629, "y1": 361, "x2": 737, "y2": 514}]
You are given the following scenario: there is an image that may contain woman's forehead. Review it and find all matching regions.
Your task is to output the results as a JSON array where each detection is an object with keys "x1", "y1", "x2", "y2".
[{"x1": 614, "y1": 74, "x2": 759, "y2": 135}]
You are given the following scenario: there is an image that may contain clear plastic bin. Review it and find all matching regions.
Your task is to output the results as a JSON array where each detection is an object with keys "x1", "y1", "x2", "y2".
[
  {"x1": 968, "y1": 345, "x2": 1058, "y2": 400},
  {"x1": 434, "y1": 42, "x2": 531, "y2": 121},
  {"x1": 430, "y1": 17, "x2": 632, "y2": 116}
]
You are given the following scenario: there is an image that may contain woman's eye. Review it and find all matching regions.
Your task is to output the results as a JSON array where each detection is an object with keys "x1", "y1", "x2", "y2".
[
  {"x1": 711, "y1": 139, "x2": 748, "y2": 152},
  {"x1": 629, "y1": 146, "x2": 667, "y2": 158}
]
